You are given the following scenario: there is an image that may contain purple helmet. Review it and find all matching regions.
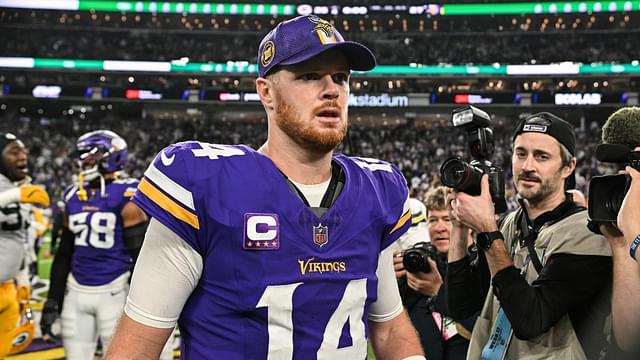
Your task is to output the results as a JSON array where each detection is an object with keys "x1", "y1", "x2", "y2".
[{"x1": 76, "y1": 130, "x2": 128, "y2": 176}]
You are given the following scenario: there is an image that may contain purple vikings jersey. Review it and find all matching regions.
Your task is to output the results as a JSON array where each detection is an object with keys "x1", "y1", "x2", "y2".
[
  {"x1": 133, "y1": 142, "x2": 411, "y2": 359},
  {"x1": 63, "y1": 179, "x2": 139, "y2": 286}
]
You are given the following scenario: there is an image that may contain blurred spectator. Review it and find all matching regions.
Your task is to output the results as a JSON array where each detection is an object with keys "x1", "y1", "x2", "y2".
[
  {"x1": 0, "y1": 110, "x2": 611, "y2": 206},
  {"x1": 2, "y1": 10, "x2": 639, "y2": 65},
  {"x1": 394, "y1": 187, "x2": 479, "y2": 360}
]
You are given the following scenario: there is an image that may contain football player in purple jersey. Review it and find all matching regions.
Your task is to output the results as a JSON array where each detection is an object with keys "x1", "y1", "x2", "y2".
[
  {"x1": 108, "y1": 15, "x2": 424, "y2": 360},
  {"x1": 0, "y1": 133, "x2": 50, "y2": 357},
  {"x1": 40, "y1": 130, "x2": 149, "y2": 359}
]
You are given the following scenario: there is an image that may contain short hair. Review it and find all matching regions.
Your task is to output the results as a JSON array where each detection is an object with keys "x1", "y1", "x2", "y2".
[
  {"x1": 559, "y1": 141, "x2": 574, "y2": 168},
  {"x1": 602, "y1": 106, "x2": 640, "y2": 149},
  {"x1": 424, "y1": 186, "x2": 448, "y2": 213}
]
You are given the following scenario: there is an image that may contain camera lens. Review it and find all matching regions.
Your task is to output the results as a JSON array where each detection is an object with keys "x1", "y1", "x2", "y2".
[
  {"x1": 588, "y1": 174, "x2": 632, "y2": 223},
  {"x1": 440, "y1": 158, "x2": 468, "y2": 187},
  {"x1": 439, "y1": 157, "x2": 483, "y2": 195},
  {"x1": 403, "y1": 252, "x2": 430, "y2": 273}
]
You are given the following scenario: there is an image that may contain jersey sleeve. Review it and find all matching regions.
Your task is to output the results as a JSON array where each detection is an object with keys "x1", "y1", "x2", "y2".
[
  {"x1": 112, "y1": 178, "x2": 141, "y2": 210},
  {"x1": 122, "y1": 179, "x2": 140, "y2": 199},
  {"x1": 383, "y1": 192, "x2": 411, "y2": 250},
  {"x1": 380, "y1": 162, "x2": 412, "y2": 250},
  {"x1": 132, "y1": 143, "x2": 202, "y2": 253},
  {"x1": 62, "y1": 184, "x2": 78, "y2": 205}
]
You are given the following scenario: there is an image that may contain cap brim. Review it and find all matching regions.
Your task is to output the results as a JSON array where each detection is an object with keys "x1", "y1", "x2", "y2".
[{"x1": 279, "y1": 41, "x2": 376, "y2": 72}]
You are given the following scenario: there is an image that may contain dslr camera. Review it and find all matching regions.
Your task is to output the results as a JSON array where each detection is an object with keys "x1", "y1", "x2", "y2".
[
  {"x1": 439, "y1": 105, "x2": 507, "y2": 213},
  {"x1": 402, "y1": 242, "x2": 438, "y2": 274},
  {"x1": 588, "y1": 143, "x2": 640, "y2": 233}
]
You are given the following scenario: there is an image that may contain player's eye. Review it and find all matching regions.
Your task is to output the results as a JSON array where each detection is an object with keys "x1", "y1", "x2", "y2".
[
  {"x1": 300, "y1": 73, "x2": 321, "y2": 81},
  {"x1": 332, "y1": 73, "x2": 349, "y2": 84}
]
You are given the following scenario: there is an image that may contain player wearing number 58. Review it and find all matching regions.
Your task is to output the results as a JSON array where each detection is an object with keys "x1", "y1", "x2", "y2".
[
  {"x1": 106, "y1": 15, "x2": 424, "y2": 360},
  {"x1": 40, "y1": 130, "x2": 149, "y2": 359}
]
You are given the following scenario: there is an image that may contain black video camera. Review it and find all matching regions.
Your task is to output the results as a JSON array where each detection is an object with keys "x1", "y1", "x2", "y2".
[
  {"x1": 588, "y1": 143, "x2": 640, "y2": 233},
  {"x1": 439, "y1": 106, "x2": 507, "y2": 213},
  {"x1": 402, "y1": 242, "x2": 438, "y2": 274}
]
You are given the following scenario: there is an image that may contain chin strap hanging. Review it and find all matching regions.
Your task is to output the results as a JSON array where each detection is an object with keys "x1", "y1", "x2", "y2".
[
  {"x1": 99, "y1": 174, "x2": 106, "y2": 198},
  {"x1": 77, "y1": 172, "x2": 88, "y2": 201},
  {"x1": 77, "y1": 172, "x2": 109, "y2": 201}
]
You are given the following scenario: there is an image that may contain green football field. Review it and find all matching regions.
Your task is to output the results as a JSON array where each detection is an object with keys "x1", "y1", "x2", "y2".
[{"x1": 37, "y1": 235, "x2": 53, "y2": 280}]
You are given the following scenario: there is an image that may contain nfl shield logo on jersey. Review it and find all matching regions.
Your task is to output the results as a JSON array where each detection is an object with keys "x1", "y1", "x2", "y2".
[{"x1": 313, "y1": 223, "x2": 328, "y2": 247}]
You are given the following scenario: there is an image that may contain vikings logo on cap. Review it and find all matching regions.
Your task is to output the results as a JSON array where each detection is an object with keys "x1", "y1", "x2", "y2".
[
  {"x1": 257, "y1": 15, "x2": 376, "y2": 78},
  {"x1": 261, "y1": 40, "x2": 275, "y2": 67},
  {"x1": 308, "y1": 15, "x2": 337, "y2": 45}
]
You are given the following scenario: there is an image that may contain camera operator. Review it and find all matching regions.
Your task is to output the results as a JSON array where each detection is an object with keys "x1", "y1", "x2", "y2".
[
  {"x1": 597, "y1": 107, "x2": 640, "y2": 352},
  {"x1": 394, "y1": 187, "x2": 479, "y2": 360},
  {"x1": 448, "y1": 113, "x2": 614, "y2": 359}
]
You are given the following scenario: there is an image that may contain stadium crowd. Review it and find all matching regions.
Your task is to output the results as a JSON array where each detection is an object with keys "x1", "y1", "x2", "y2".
[
  {"x1": 0, "y1": 112, "x2": 609, "y2": 210},
  {"x1": 2, "y1": 10, "x2": 639, "y2": 65},
  {"x1": 4, "y1": 28, "x2": 637, "y2": 65},
  {"x1": 2, "y1": 4, "x2": 640, "y2": 358}
]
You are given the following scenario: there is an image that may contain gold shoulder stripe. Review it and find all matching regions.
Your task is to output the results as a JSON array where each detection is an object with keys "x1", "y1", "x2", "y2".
[
  {"x1": 389, "y1": 209, "x2": 412, "y2": 234},
  {"x1": 138, "y1": 178, "x2": 200, "y2": 230}
]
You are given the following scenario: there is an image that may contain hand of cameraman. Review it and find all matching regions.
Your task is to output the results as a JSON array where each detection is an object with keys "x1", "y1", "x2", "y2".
[
  {"x1": 618, "y1": 159, "x2": 640, "y2": 252},
  {"x1": 446, "y1": 192, "x2": 472, "y2": 263},
  {"x1": 406, "y1": 257, "x2": 443, "y2": 298},
  {"x1": 600, "y1": 223, "x2": 626, "y2": 250},
  {"x1": 450, "y1": 175, "x2": 498, "y2": 233},
  {"x1": 393, "y1": 250, "x2": 407, "y2": 279}
]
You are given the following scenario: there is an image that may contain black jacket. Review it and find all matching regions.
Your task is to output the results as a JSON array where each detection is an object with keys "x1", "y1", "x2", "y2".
[{"x1": 401, "y1": 252, "x2": 479, "y2": 360}]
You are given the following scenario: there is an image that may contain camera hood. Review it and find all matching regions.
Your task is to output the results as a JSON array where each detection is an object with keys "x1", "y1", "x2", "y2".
[{"x1": 588, "y1": 173, "x2": 631, "y2": 224}]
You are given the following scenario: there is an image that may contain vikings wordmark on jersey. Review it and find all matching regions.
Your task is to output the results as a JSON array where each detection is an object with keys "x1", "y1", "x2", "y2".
[{"x1": 133, "y1": 141, "x2": 412, "y2": 359}]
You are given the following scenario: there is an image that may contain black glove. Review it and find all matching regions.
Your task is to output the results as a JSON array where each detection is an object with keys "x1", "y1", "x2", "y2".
[{"x1": 40, "y1": 299, "x2": 60, "y2": 342}]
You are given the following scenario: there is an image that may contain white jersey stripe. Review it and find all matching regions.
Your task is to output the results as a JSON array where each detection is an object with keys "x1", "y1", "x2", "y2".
[
  {"x1": 144, "y1": 162, "x2": 195, "y2": 211},
  {"x1": 65, "y1": 185, "x2": 78, "y2": 203}
]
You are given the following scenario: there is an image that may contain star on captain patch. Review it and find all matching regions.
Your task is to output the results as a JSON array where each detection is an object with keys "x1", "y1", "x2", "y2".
[{"x1": 313, "y1": 223, "x2": 329, "y2": 247}]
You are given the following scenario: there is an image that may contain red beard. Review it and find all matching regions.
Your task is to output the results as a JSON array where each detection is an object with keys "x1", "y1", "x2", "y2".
[{"x1": 273, "y1": 94, "x2": 347, "y2": 154}]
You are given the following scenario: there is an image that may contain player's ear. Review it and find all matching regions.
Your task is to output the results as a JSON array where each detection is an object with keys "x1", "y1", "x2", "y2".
[{"x1": 256, "y1": 76, "x2": 275, "y2": 110}]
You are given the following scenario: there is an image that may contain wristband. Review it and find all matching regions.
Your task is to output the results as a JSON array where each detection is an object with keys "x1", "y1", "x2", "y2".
[{"x1": 630, "y1": 234, "x2": 640, "y2": 261}]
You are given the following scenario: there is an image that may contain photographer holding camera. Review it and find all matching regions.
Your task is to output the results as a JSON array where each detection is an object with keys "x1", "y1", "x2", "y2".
[
  {"x1": 593, "y1": 106, "x2": 640, "y2": 352},
  {"x1": 394, "y1": 187, "x2": 479, "y2": 360},
  {"x1": 447, "y1": 111, "x2": 614, "y2": 359}
]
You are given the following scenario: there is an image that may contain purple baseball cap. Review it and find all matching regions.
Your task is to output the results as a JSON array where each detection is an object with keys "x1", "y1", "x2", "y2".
[{"x1": 258, "y1": 15, "x2": 376, "y2": 78}]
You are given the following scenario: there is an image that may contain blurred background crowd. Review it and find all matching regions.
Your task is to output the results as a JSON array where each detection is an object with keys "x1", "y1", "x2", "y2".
[{"x1": 0, "y1": 0, "x2": 637, "y2": 212}]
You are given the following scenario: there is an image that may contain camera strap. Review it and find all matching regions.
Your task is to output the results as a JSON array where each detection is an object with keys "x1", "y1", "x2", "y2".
[{"x1": 516, "y1": 194, "x2": 586, "y2": 274}]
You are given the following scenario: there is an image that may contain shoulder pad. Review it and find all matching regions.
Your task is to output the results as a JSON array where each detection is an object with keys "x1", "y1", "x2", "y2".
[
  {"x1": 113, "y1": 178, "x2": 140, "y2": 198},
  {"x1": 63, "y1": 185, "x2": 78, "y2": 204}
]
